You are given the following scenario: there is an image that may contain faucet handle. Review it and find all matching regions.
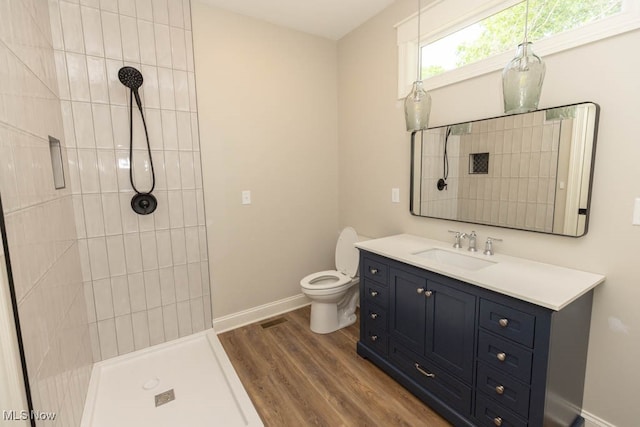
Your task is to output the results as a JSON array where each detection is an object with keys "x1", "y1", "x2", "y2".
[
  {"x1": 468, "y1": 231, "x2": 477, "y2": 252},
  {"x1": 448, "y1": 230, "x2": 467, "y2": 248},
  {"x1": 483, "y1": 237, "x2": 503, "y2": 256}
]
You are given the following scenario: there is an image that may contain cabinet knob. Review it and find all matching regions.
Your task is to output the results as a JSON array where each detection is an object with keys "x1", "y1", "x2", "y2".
[
  {"x1": 417, "y1": 288, "x2": 425, "y2": 294},
  {"x1": 370, "y1": 335, "x2": 378, "y2": 342},
  {"x1": 496, "y1": 352, "x2": 507, "y2": 362},
  {"x1": 370, "y1": 313, "x2": 378, "y2": 319},
  {"x1": 370, "y1": 290, "x2": 378, "y2": 297},
  {"x1": 495, "y1": 385, "x2": 505, "y2": 395},
  {"x1": 493, "y1": 417, "x2": 503, "y2": 426},
  {"x1": 370, "y1": 268, "x2": 378, "y2": 275},
  {"x1": 499, "y1": 318, "x2": 509, "y2": 328},
  {"x1": 424, "y1": 290, "x2": 433, "y2": 298},
  {"x1": 414, "y1": 363, "x2": 436, "y2": 378}
]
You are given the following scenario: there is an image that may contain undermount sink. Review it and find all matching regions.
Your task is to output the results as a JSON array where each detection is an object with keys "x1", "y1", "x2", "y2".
[{"x1": 413, "y1": 248, "x2": 496, "y2": 271}]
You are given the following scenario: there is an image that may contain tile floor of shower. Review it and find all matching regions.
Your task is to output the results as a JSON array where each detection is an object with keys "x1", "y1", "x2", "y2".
[{"x1": 81, "y1": 328, "x2": 261, "y2": 427}]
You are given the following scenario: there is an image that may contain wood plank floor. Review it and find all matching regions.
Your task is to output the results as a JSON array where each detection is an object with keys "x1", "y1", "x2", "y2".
[{"x1": 219, "y1": 306, "x2": 451, "y2": 427}]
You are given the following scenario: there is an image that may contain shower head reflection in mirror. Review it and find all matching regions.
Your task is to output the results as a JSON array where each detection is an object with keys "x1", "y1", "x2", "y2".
[{"x1": 410, "y1": 102, "x2": 599, "y2": 237}]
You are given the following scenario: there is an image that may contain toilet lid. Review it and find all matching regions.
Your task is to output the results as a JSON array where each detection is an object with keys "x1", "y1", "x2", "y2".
[{"x1": 335, "y1": 227, "x2": 359, "y2": 278}]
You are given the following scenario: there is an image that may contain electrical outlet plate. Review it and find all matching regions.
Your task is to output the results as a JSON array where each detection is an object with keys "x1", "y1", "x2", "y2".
[
  {"x1": 241, "y1": 190, "x2": 251, "y2": 205},
  {"x1": 633, "y1": 198, "x2": 640, "y2": 225},
  {"x1": 392, "y1": 188, "x2": 400, "y2": 203}
]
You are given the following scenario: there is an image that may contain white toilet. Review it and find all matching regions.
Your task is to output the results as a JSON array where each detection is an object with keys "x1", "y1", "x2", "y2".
[{"x1": 300, "y1": 227, "x2": 360, "y2": 334}]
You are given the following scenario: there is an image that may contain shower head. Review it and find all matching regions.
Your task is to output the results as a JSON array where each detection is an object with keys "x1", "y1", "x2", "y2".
[
  {"x1": 118, "y1": 66, "x2": 143, "y2": 90},
  {"x1": 118, "y1": 66, "x2": 144, "y2": 110}
]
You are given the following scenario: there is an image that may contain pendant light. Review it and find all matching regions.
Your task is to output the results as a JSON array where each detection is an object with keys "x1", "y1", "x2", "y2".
[
  {"x1": 502, "y1": 0, "x2": 546, "y2": 114},
  {"x1": 404, "y1": 0, "x2": 431, "y2": 132}
]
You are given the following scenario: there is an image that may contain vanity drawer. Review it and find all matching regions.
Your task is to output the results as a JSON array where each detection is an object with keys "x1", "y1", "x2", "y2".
[
  {"x1": 480, "y1": 299, "x2": 536, "y2": 348},
  {"x1": 363, "y1": 281, "x2": 388, "y2": 309},
  {"x1": 364, "y1": 324, "x2": 388, "y2": 356},
  {"x1": 476, "y1": 362, "x2": 530, "y2": 418},
  {"x1": 363, "y1": 257, "x2": 389, "y2": 285},
  {"x1": 475, "y1": 393, "x2": 528, "y2": 427},
  {"x1": 390, "y1": 341, "x2": 472, "y2": 416},
  {"x1": 363, "y1": 305, "x2": 387, "y2": 329},
  {"x1": 477, "y1": 331, "x2": 533, "y2": 383}
]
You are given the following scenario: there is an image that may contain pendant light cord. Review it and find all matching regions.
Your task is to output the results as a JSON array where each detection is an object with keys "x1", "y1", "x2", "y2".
[
  {"x1": 523, "y1": 0, "x2": 530, "y2": 44},
  {"x1": 128, "y1": 89, "x2": 156, "y2": 195},
  {"x1": 416, "y1": 0, "x2": 422, "y2": 80}
]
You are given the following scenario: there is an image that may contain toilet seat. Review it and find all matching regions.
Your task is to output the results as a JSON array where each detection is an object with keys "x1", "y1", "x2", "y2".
[
  {"x1": 300, "y1": 227, "x2": 360, "y2": 293},
  {"x1": 301, "y1": 270, "x2": 352, "y2": 291}
]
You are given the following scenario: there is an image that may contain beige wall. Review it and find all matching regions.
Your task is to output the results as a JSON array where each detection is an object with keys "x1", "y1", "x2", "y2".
[
  {"x1": 338, "y1": 0, "x2": 640, "y2": 424},
  {"x1": 192, "y1": 3, "x2": 340, "y2": 318}
]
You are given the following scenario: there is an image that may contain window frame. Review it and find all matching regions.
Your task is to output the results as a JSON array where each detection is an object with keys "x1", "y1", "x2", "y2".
[{"x1": 396, "y1": 0, "x2": 640, "y2": 98}]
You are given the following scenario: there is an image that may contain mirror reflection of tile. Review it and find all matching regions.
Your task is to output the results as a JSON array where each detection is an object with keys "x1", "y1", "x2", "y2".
[{"x1": 415, "y1": 103, "x2": 597, "y2": 236}]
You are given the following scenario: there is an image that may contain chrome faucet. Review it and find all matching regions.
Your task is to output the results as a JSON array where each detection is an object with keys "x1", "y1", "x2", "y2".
[
  {"x1": 468, "y1": 231, "x2": 477, "y2": 252},
  {"x1": 448, "y1": 230, "x2": 467, "y2": 248},
  {"x1": 483, "y1": 237, "x2": 503, "y2": 256}
]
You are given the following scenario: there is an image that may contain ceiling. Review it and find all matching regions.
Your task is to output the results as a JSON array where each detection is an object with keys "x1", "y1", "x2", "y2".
[{"x1": 196, "y1": 0, "x2": 397, "y2": 40}]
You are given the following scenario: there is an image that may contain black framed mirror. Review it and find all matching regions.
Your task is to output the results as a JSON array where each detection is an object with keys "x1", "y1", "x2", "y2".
[{"x1": 411, "y1": 102, "x2": 599, "y2": 237}]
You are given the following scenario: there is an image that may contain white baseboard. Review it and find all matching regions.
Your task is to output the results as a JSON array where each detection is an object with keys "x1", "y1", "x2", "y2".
[
  {"x1": 212, "y1": 293, "x2": 310, "y2": 333},
  {"x1": 582, "y1": 410, "x2": 616, "y2": 427}
]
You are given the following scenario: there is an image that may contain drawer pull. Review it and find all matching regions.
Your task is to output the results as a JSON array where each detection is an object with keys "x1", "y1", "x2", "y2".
[
  {"x1": 370, "y1": 268, "x2": 378, "y2": 275},
  {"x1": 496, "y1": 352, "x2": 506, "y2": 362},
  {"x1": 499, "y1": 318, "x2": 509, "y2": 328},
  {"x1": 495, "y1": 385, "x2": 505, "y2": 395},
  {"x1": 424, "y1": 290, "x2": 433, "y2": 298},
  {"x1": 370, "y1": 290, "x2": 378, "y2": 297},
  {"x1": 370, "y1": 335, "x2": 378, "y2": 342},
  {"x1": 414, "y1": 363, "x2": 435, "y2": 378},
  {"x1": 370, "y1": 313, "x2": 378, "y2": 319},
  {"x1": 493, "y1": 417, "x2": 503, "y2": 426},
  {"x1": 417, "y1": 287, "x2": 425, "y2": 294}
]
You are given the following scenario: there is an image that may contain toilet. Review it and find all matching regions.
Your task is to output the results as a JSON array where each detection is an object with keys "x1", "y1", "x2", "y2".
[{"x1": 300, "y1": 227, "x2": 360, "y2": 334}]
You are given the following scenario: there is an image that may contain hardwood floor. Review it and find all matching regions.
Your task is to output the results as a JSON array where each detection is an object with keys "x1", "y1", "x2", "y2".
[{"x1": 219, "y1": 306, "x2": 451, "y2": 427}]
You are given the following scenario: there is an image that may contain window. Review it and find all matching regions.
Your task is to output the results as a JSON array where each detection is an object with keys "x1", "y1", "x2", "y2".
[{"x1": 396, "y1": 0, "x2": 640, "y2": 96}]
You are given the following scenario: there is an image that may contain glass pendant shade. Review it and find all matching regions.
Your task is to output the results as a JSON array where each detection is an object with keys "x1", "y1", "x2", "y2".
[
  {"x1": 502, "y1": 42, "x2": 546, "y2": 114},
  {"x1": 404, "y1": 80, "x2": 431, "y2": 131}
]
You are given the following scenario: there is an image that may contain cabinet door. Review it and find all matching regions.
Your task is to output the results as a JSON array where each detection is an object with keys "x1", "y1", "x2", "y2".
[
  {"x1": 425, "y1": 280, "x2": 476, "y2": 383},
  {"x1": 389, "y1": 268, "x2": 427, "y2": 354}
]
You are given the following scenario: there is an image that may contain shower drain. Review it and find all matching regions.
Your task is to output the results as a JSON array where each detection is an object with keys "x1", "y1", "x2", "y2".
[{"x1": 155, "y1": 389, "x2": 175, "y2": 407}]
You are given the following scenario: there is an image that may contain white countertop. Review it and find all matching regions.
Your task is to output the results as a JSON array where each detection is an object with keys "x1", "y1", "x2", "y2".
[{"x1": 355, "y1": 234, "x2": 605, "y2": 311}]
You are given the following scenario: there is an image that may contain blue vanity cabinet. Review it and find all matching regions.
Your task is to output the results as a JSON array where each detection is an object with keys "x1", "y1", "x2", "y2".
[
  {"x1": 389, "y1": 267, "x2": 476, "y2": 383},
  {"x1": 357, "y1": 250, "x2": 594, "y2": 427}
]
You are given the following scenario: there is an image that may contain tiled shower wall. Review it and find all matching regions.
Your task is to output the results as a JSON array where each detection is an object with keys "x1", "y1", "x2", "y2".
[
  {"x1": 456, "y1": 113, "x2": 560, "y2": 232},
  {"x1": 420, "y1": 130, "x2": 460, "y2": 219},
  {"x1": 422, "y1": 113, "x2": 562, "y2": 233},
  {"x1": 48, "y1": 0, "x2": 211, "y2": 361},
  {"x1": 0, "y1": 0, "x2": 92, "y2": 425}
]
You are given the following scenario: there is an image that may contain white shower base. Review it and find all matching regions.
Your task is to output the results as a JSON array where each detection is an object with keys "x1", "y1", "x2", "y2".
[{"x1": 81, "y1": 329, "x2": 263, "y2": 427}]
